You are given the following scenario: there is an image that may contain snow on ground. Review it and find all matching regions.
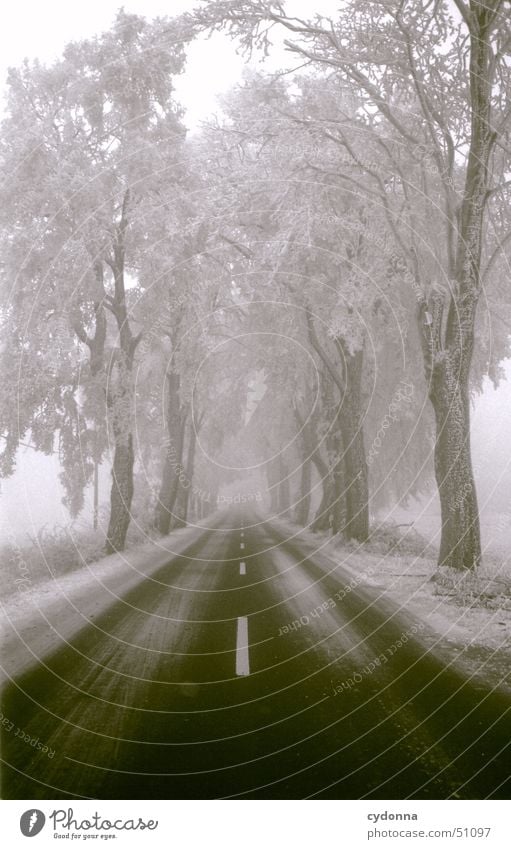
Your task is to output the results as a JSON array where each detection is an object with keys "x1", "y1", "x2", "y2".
[
  {"x1": 266, "y1": 514, "x2": 511, "y2": 694},
  {"x1": 2, "y1": 508, "x2": 509, "y2": 691},
  {"x1": 387, "y1": 497, "x2": 511, "y2": 563},
  {"x1": 0, "y1": 517, "x2": 222, "y2": 684}
]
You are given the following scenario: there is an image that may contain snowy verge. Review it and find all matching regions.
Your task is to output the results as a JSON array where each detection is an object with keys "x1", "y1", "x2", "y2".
[
  {"x1": 0, "y1": 516, "x2": 222, "y2": 686},
  {"x1": 265, "y1": 516, "x2": 511, "y2": 694}
]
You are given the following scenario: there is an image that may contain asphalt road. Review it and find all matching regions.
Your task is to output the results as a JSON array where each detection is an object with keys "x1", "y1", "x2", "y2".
[{"x1": 2, "y1": 511, "x2": 510, "y2": 799}]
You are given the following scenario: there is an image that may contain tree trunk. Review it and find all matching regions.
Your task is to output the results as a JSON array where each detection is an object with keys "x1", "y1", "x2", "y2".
[
  {"x1": 305, "y1": 315, "x2": 367, "y2": 539},
  {"x1": 311, "y1": 480, "x2": 332, "y2": 530},
  {"x1": 323, "y1": 391, "x2": 346, "y2": 536},
  {"x1": 294, "y1": 456, "x2": 312, "y2": 525},
  {"x1": 93, "y1": 458, "x2": 99, "y2": 531},
  {"x1": 310, "y1": 454, "x2": 346, "y2": 533},
  {"x1": 105, "y1": 433, "x2": 134, "y2": 553},
  {"x1": 183, "y1": 420, "x2": 198, "y2": 525},
  {"x1": 169, "y1": 418, "x2": 197, "y2": 530},
  {"x1": 156, "y1": 455, "x2": 179, "y2": 534},
  {"x1": 293, "y1": 399, "x2": 338, "y2": 531},
  {"x1": 102, "y1": 355, "x2": 133, "y2": 554},
  {"x1": 331, "y1": 454, "x2": 346, "y2": 535},
  {"x1": 194, "y1": 492, "x2": 204, "y2": 521},
  {"x1": 266, "y1": 455, "x2": 280, "y2": 514},
  {"x1": 418, "y1": 6, "x2": 496, "y2": 570},
  {"x1": 155, "y1": 372, "x2": 186, "y2": 535},
  {"x1": 278, "y1": 457, "x2": 291, "y2": 514},
  {"x1": 103, "y1": 195, "x2": 140, "y2": 553},
  {"x1": 170, "y1": 485, "x2": 188, "y2": 529},
  {"x1": 310, "y1": 450, "x2": 334, "y2": 531},
  {"x1": 73, "y1": 277, "x2": 106, "y2": 535},
  {"x1": 339, "y1": 343, "x2": 369, "y2": 541},
  {"x1": 430, "y1": 367, "x2": 480, "y2": 569},
  {"x1": 105, "y1": 349, "x2": 137, "y2": 554},
  {"x1": 420, "y1": 302, "x2": 483, "y2": 570}
]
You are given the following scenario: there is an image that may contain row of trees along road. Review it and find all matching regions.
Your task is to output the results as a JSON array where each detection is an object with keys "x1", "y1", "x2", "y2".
[
  {"x1": 190, "y1": 0, "x2": 511, "y2": 570},
  {"x1": 1, "y1": 3, "x2": 511, "y2": 571}
]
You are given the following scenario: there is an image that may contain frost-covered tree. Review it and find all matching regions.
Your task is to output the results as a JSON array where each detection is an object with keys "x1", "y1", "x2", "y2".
[
  {"x1": 191, "y1": 0, "x2": 511, "y2": 568},
  {"x1": 0, "y1": 10, "x2": 187, "y2": 550}
]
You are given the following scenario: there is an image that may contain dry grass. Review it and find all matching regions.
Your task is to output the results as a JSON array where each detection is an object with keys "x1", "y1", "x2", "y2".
[
  {"x1": 0, "y1": 510, "x2": 157, "y2": 600},
  {"x1": 0, "y1": 524, "x2": 105, "y2": 598},
  {"x1": 365, "y1": 520, "x2": 437, "y2": 558},
  {"x1": 432, "y1": 562, "x2": 511, "y2": 611}
]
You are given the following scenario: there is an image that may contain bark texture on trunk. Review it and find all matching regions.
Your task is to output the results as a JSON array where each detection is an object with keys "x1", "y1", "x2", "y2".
[
  {"x1": 73, "y1": 270, "x2": 107, "y2": 535},
  {"x1": 180, "y1": 422, "x2": 198, "y2": 526},
  {"x1": 294, "y1": 456, "x2": 312, "y2": 525},
  {"x1": 105, "y1": 433, "x2": 134, "y2": 554},
  {"x1": 420, "y1": 316, "x2": 483, "y2": 571},
  {"x1": 324, "y1": 395, "x2": 346, "y2": 536},
  {"x1": 339, "y1": 343, "x2": 369, "y2": 542},
  {"x1": 331, "y1": 457, "x2": 346, "y2": 535},
  {"x1": 170, "y1": 485, "x2": 188, "y2": 530},
  {"x1": 310, "y1": 449, "x2": 333, "y2": 531},
  {"x1": 103, "y1": 192, "x2": 140, "y2": 553},
  {"x1": 169, "y1": 418, "x2": 197, "y2": 530},
  {"x1": 266, "y1": 455, "x2": 281, "y2": 514},
  {"x1": 305, "y1": 313, "x2": 368, "y2": 539},
  {"x1": 418, "y1": 5, "x2": 497, "y2": 569},
  {"x1": 105, "y1": 347, "x2": 137, "y2": 553},
  {"x1": 431, "y1": 366, "x2": 480, "y2": 569},
  {"x1": 278, "y1": 457, "x2": 291, "y2": 515},
  {"x1": 155, "y1": 372, "x2": 186, "y2": 535}
]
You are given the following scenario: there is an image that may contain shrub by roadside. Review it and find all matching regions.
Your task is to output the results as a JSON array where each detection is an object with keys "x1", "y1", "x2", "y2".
[
  {"x1": 0, "y1": 507, "x2": 157, "y2": 599},
  {"x1": 364, "y1": 520, "x2": 436, "y2": 558},
  {"x1": 0, "y1": 524, "x2": 105, "y2": 598},
  {"x1": 432, "y1": 563, "x2": 511, "y2": 612}
]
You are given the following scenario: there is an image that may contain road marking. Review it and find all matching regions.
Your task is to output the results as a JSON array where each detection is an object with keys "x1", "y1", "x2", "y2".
[
  {"x1": 241, "y1": 531, "x2": 244, "y2": 537},
  {"x1": 236, "y1": 616, "x2": 250, "y2": 676},
  {"x1": 240, "y1": 561, "x2": 246, "y2": 575},
  {"x1": 240, "y1": 542, "x2": 245, "y2": 549}
]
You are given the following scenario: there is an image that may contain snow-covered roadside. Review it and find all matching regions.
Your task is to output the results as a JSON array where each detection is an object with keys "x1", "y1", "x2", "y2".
[
  {"x1": 0, "y1": 516, "x2": 222, "y2": 686},
  {"x1": 265, "y1": 516, "x2": 511, "y2": 694}
]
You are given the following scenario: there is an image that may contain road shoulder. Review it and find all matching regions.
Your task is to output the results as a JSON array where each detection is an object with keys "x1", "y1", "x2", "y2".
[{"x1": 264, "y1": 517, "x2": 511, "y2": 696}]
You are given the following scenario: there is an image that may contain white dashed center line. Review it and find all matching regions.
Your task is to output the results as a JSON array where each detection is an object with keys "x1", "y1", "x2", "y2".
[
  {"x1": 240, "y1": 542, "x2": 245, "y2": 549},
  {"x1": 240, "y1": 561, "x2": 246, "y2": 575},
  {"x1": 236, "y1": 616, "x2": 250, "y2": 676}
]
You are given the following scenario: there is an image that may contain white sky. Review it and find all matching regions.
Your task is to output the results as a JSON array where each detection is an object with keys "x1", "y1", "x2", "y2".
[
  {"x1": 0, "y1": 0, "x2": 248, "y2": 130},
  {"x1": 0, "y1": 0, "x2": 339, "y2": 128}
]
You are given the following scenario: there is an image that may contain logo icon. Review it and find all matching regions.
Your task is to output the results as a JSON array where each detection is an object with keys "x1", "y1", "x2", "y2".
[{"x1": 20, "y1": 810, "x2": 46, "y2": 837}]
